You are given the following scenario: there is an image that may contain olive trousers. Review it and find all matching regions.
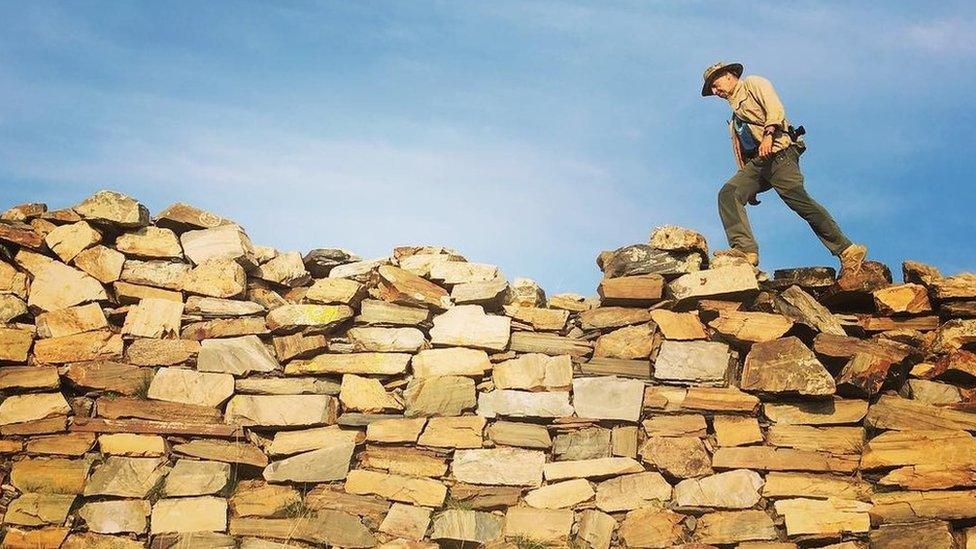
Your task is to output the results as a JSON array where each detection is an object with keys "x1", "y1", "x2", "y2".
[{"x1": 717, "y1": 146, "x2": 852, "y2": 256}]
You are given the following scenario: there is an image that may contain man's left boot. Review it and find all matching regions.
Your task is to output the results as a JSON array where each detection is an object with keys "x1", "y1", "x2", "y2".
[{"x1": 839, "y1": 243, "x2": 868, "y2": 277}]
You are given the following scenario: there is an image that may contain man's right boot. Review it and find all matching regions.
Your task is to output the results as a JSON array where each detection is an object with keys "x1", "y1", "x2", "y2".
[{"x1": 839, "y1": 244, "x2": 868, "y2": 277}]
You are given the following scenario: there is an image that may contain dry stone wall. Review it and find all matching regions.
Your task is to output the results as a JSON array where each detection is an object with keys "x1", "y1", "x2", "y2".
[{"x1": 0, "y1": 190, "x2": 975, "y2": 548}]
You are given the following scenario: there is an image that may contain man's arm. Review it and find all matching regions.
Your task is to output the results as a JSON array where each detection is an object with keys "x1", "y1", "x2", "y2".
[{"x1": 748, "y1": 77, "x2": 786, "y2": 157}]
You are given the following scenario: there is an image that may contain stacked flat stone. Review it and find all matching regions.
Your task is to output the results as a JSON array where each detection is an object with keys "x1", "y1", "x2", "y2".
[{"x1": 0, "y1": 194, "x2": 974, "y2": 548}]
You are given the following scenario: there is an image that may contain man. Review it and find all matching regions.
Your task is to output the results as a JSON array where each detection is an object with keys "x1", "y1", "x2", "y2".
[{"x1": 701, "y1": 61, "x2": 867, "y2": 275}]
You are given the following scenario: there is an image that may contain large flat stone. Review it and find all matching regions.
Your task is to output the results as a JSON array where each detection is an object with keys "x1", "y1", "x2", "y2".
[
  {"x1": 452, "y1": 448, "x2": 546, "y2": 486},
  {"x1": 224, "y1": 395, "x2": 338, "y2": 427},
  {"x1": 78, "y1": 499, "x2": 150, "y2": 534},
  {"x1": 85, "y1": 457, "x2": 168, "y2": 498},
  {"x1": 418, "y1": 416, "x2": 486, "y2": 448},
  {"x1": 5, "y1": 493, "x2": 76, "y2": 526},
  {"x1": 741, "y1": 336, "x2": 836, "y2": 396},
  {"x1": 669, "y1": 265, "x2": 759, "y2": 303},
  {"x1": 595, "y1": 472, "x2": 672, "y2": 512},
  {"x1": 180, "y1": 224, "x2": 255, "y2": 267},
  {"x1": 148, "y1": 367, "x2": 234, "y2": 407},
  {"x1": 572, "y1": 376, "x2": 645, "y2": 422},
  {"x1": 412, "y1": 347, "x2": 491, "y2": 378},
  {"x1": 340, "y1": 374, "x2": 403, "y2": 413},
  {"x1": 116, "y1": 227, "x2": 182, "y2": 258},
  {"x1": 618, "y1": 507, "x2": 687, "y2": 548},
  {"x1": 121, "y1": 297, "x2": 184, "y2": 339},
  {"x1": 524, "y1": 478, "x2": 594, "y2": 509},
  {"x1": 265, "y1": 304, "x2": 354, "y2": 333},
  {"x1": 164, "y1": 459, "x2": 231, "y2": 496},
  {"x1": 403, "y1": 375, "x2": 476, "y2": 417},
  {"x1": 673, "y1": 469, "x2": 764, "y2": 509},
  {"x1": 33, "y1": 329, "x2": 124, "y2": 364},
  {"x1": 376, "y1": 265, "x2": 450, "y2": 310},
  {"x1": 11, "y1": 457, "x2": 91, "y2": 494},
  {"x1": 503, "y1": 507, "x2": 574, "y2": 543},
  {"x1": 266, "y1": 425, "x2": 361, "y2": 456},
  {"x1": 44, "y1": 220, "x2": 101, "y2": 262},
  {"x1": 347, "y1": 327, "x2": 426, "y2": 352},
  {"x1": 285, "y1": 352, "x2": 410, "y2": 375},
  {"x1": 477, "y1": 390, "x2": 574, "y2": 418},
  {"x1": 0, "y1": 326, "x2": 33, "y2": 362},
  {"x1": 493, "y1": 354, "x2": 573, "y2": 390},
  {"x1": 74, "y1": 190, "x2": 149, "y2": 228},
  {"x1": 429, "y1": 305, "x2": 510, "y2": 351},
  {"x1": 263, "y1": 441, "x2": 355, "y2": 483},
  {"x1": 253, "y1": 251, "x2": 310, "y2": 287},
  {"x1": 198, "y1": 336, "x2": 279, "y2": 376},
  {"x1": 27, "y1": 261, "x2": 107, "y2": 312},
  {"x1": 150, "y1": 496, "x2": 228, "y2": 534},
  {"x1": 35, "y1": 302, "x2": 108, "y2": 338},
  {"x1": 181, "y1": 259, "x2": 247, "y2": 298},
  {"x1": 345, "y1": 469, "x2": 446, "y2": 507},
  {"x1": 653, "y1": 340, "x2": 731, "y2": 385},
  {"x1": 430, "y1": 509, "x2": 504, "y2": 544},
  {"x1": 543, "y1": 457, "x2": 644, "y2": 481},
  {"x1": 0, "y1": 392, "x2": 70, "y2": 426}
]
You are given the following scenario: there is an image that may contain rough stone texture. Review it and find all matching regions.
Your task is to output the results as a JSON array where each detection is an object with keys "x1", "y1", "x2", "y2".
[
  {"x1": 121, "y1": 297, "x2": 184, "y2": 338},
  {"x1": 150, "y1": 496, "x2": 228, "y2": 534},
  {"x1": 115, "y1": 227, "x2": 183, "y2": 258},
  {"x1": 253, "y1": 251, "x2": 310, "y2": 287},
  {"x1": 164, "y1": 459, "x2": 231, "y2": 496},
  {"x1": 8, "y1": 193, "x2": 976, "y2": 547},
  {"x1": 403, "y1": 375, "x2": 476, "y2": 417},
  {"x1": 198, "y1": 335, "x2": 279, "y2": 376},
  {"x1": 0, "y1": 393, "x2": 70, "y2": 425},
  {"x1": 572, "y1": 376, "x2": 645, "y2": 421},
  {"x1": 595, "y1": 472, "x2": 672, "y2": 512},
  {"x1": 340, "y1": 374, "x2": 403, "y2": 413},
  {"x1": 74, "y1": 190, "x2": 150, "y2": 228},
  {"x1": 85, "y1": 457, "x2": 168, "y2": 498},
  {"x1": 45, "y1": 221, "x2": 102, "y2": 262},
  {"x1": 593, "y1": 323, "x2": 654, "y2": 359},
  {"x1": 413, "y1": 347, "x2": 490, "y2": 378},
  {"x1": 180, "y1": 224, "x2": 255, "y2": 268},
  {"x1": 263, "y1": 441, "x2": 355, "y2": 483},
  {"x1": 430, "y1": 509, "x2": 504, "y2": 544},
  {"x1": 669, "y1": 265, "x2": 759, "y2": 302},
  {"x1": 429, "y1": 305, "x2": 511, "y2": 351},
  {"x1": 741, "y1": 336, "x2": 836, "y2": 396},
  {"x1": 493, "y1": 353, "x2": 573, "y2": 390},
  {"x1": 148, "y1": 367, "x2": 234, "y2": 407},
  {"x1": 653, "y1": 340, "x2": 731, "y2": 385},
  {"x1": 673, "y1": 469, "x2": 764, "y2": 509},
  {"x1": 182, "y1": 259, "x2": 247, "y2": 298},
  {"x1": 265, "y1": 303, "x2": 354, "y2": 333},
  {"x1": 225, "y1": 395, "x2": 338, "y2": 427},
  {"x1": 78, "y1": 499, "x2": 150, "y2": 534},
  {"x1": 452, "y1": 448, "x2": 546, "y2": 486},
  {"x1": 27, "y1": 261, "x2": 108, "y2": 312},
  {"x1": 477, "y1": 389, "x2": 574, "y2": 418}
]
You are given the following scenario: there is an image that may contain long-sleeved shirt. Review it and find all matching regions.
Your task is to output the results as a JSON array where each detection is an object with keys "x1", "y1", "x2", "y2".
[{"x1": 726, "y1": 75, "x2": 794, "y2": 167}]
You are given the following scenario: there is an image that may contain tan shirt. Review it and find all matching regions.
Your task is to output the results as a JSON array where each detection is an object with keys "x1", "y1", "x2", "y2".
[{"x1": 727, "y1": 75, "x2": 794, "y2": 167}]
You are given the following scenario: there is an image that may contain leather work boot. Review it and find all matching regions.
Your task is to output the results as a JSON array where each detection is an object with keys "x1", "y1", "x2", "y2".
[
  {"x1": 839, "y1": 243, "x2": 868, "y2": 276},
  {"x1": 714, "y1": 248, "x2": 759, "y2": 266}
]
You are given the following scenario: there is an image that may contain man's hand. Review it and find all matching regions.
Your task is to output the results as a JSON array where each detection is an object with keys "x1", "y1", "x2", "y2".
[{"x1": 758, "y1": 134, "x2": 774, "y2": 158}]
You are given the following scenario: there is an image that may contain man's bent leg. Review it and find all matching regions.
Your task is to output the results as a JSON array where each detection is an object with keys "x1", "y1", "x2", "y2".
[
  {"x1": 768, "y1": 148, "x2": 853, "y2": 255},
  {"x1": 718, "y1": 163, "x2": 764, "y2": 253}
]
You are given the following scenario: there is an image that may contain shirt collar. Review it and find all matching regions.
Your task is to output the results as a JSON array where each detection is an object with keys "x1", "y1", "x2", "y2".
[{"x1": 727, "y1": 78, "x2": 747, "y2": 109}]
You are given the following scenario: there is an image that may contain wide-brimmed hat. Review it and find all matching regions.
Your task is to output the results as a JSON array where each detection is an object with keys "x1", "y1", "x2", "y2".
[{"x1": 701, "y1": 61, "x2": 743, "y2": 97}]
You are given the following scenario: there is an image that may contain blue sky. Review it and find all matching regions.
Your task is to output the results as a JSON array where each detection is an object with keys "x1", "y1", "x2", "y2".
[{"x1": 2, "y1": 1, "x2": 974, "y2": 294}]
